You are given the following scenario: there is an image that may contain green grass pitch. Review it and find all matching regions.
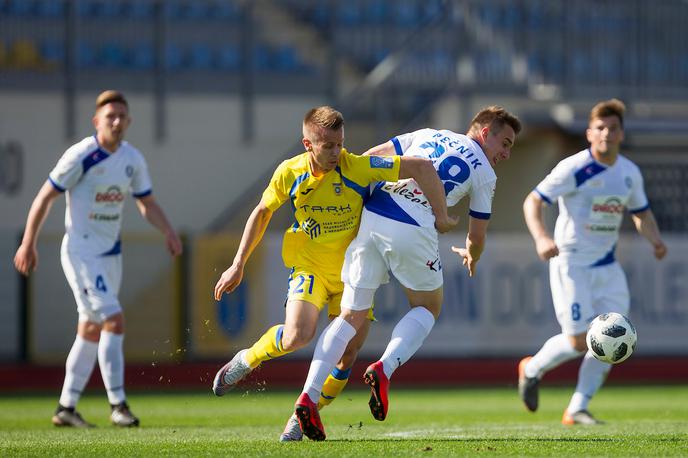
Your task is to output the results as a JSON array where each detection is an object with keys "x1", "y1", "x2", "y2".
[{"x1": 1, "y1": 385, "x2": 687, "y2": 456}]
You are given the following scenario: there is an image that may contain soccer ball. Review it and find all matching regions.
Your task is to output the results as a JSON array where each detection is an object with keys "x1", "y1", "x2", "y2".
[{"x1": 586, "y1": 313, "x2": 637, "y2": 364}]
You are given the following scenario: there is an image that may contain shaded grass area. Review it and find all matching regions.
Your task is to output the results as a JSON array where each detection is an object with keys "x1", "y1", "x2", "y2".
[{"x1": 1, "y1": 385, "x2": 687, "y2": 456}]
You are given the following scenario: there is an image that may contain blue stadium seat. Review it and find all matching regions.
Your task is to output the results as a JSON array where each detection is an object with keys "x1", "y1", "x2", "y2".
[
  {"x1": 212, "y1": 0, "x2": 241, "y2": 22},
  {"x1": 336, "y1": 3, "x2": 362, "y2": 26},
  {"x1": 40, "y1": 40, "x2": 65, "y2": 66},
  {"x1": 217, "y1": 44, "x2": 241, "y2": 71},
  {"x1": 35, "y1": 0, "x2": 65, "y2": 18},
  {"x1": 394, "y1": 1, "x2": 418, "y2": 27},
  {"x1": 125, "y1": 0, "x2": 154, "y2": 20},
  {"x1": 164, "y1": 0, "x2": 184, "y2": 20},
  {"x1": 252, "y1": 44, "x2": 273, "y2": 71},
  {"x1": 94, "y1": 1, "x2": 122, "y2": 18},
  {"x1": 77, "y1": 41, "x2": 96, "y2": 68},
  {"x1": 5, "y1": 0, "x2": 35, "y2": 16},
  {"x1": 188, "y1": 43, "x2": 213, "y2": 69},
  {"x1": 164, "y1": 43, "x2": 184, "y2": 70},
  {"x1": 100, "y1": 42, "x2": 128, "y2": 68},
  {"x1": 130, "y1": 43, "x2": 154, "y2": 70},
  {"x1": 184, "y1": 0, "x2": 209, "y2": 20},
  {"x1": 362, "y1": 0, "x2": 388, "y2": 25},
  {"x1": 273, "y1": 45, "x2": 300, "y2": 72}
]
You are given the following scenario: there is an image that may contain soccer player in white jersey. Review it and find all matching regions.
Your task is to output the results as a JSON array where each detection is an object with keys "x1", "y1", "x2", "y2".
[
  {"x1": 14, "y1": 90, "x2": 182, "y2": 428},
  {"x1": 293, "y1": 106, "x2": 522, "y2": 440},
  {"x1": 519, "y1": 99, "x2": 667, "y2": 425}
]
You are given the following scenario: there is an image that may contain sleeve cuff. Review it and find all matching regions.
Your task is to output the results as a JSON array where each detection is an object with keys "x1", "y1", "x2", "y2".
[
  {"x1": 534, "y1": 188, "x2": 552, "y2": 205},
  {"x1": 48, "y1": 177, "x2": 66, "y2": 192}
]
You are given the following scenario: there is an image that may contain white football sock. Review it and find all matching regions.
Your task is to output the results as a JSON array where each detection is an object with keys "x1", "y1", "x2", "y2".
[
  {"x1": 98, "y1": 331, "x2": 126, "y2": 405},
  {"x1": 525, "y1": 333, "x2": 583, "y2": 379},
  {"x1": 380, "y1": 306, "x2": 435, "y2": 379},
  {"x1": 59, "y1": 335, "x2": 99, "y2": 408},
  {"x1": 567, "y1": 351, "x2": 611, "y2": 413},
  {"x1": 303, "y1": 317, "x2": 356, "y2": 403}
]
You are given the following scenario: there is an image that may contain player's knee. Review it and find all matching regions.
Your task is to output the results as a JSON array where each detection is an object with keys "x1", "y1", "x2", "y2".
[
  {"x1": 103, "y1": 313, "x2": 124, "y2": 334},
  {"x1": 280, "y1": 327, "x2": 315, "y2": 351},
  {"x1": 570, "y1": 334, "x2": 588, "y2": 352},
  {"x1": 78, "y1": 321, "x2": 102, "y2": 342}
]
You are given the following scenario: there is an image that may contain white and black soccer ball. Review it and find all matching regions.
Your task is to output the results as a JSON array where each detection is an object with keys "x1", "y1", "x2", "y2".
[{"x1": 586, "y1": 312, "x2": 637, "y2": 364}]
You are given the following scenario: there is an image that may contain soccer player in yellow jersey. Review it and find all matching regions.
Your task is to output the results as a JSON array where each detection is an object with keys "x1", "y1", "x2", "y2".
[{"x1": 211, "y1": 106, "x2": 456, "y2": 441}]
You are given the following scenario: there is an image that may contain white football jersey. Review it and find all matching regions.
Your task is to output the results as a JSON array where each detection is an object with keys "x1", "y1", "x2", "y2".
[
  {"x1": 48, "y1": 136, "x2": 152, "y2": 256},
  {"x1": 365, "y1": 128, "x2": 497, "y2": 228},
  {"x1": 535, "y1": 149, "x2": 649, "y2": 266}
]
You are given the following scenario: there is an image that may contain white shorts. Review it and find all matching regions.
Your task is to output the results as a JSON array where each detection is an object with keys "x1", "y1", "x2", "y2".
[
  {"x1": 549, "y1": 257, "x2": 629, "y2": 336},
  {"x1": 342, "y1": 209, "x2": 443, "y2": 292},
  {"x1": 60, "y1": 243, "x2": 122, "y2": 323}
]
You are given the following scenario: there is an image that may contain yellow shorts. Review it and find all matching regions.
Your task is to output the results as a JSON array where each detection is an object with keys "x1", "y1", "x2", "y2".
[{"x1": 287, "y1": 266, "x2": 375, "y2": 320}]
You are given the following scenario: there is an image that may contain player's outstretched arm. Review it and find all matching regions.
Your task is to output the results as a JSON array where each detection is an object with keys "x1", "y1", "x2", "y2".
[
  {"x1": 362, "y1": 141, "x2": 396, "y2": 157},
  {"x1": 399, "y1": 156, "x2": 458, "y2": 233},
  {"x1": 523, "y1": 191, "x2": 559, "y2": 260},
  {"x1": 135, "y1": 195, "x2": 182, "y2": 256},
  {"x1": 14, "y1": 181, "x2": 61, "y2": 276},
  {"x1": 451, "y1": 216, "x2": 488, "y2": 277},
  {"x1": 631, "y1": 209, "x2": 667, "y2": 260},
  {"x1": 214, "y1": 200, "x2": 273, "y2": 300}
]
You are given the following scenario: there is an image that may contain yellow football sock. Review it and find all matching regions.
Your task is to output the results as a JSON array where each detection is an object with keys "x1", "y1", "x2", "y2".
[
  {"x1": 318, "y1": 367, "x2": 351, "y2": 409},
  {"x1": 244, "y1": 324, "x2": 292, "y2": 369}
]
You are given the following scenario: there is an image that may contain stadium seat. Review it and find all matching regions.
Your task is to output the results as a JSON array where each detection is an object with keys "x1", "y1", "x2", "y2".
[
  {"x1": 336, "y1": 3, "x2": 362, "y2": 27},
  {"x1": 273, "y1": 45, "x2": 300, "y2": 72},
  {"x1": 394, "y1": 1, "x2": 418, "y2": 27},
  {"x1": 252, "y1": 44, "x2": 273, "y2": 71},
  {"x1": 217, "y1": 44, "x2": 241, "y2": 71},
  {"x1": 164, "y1": 43, "x2": 184, "y2": 70},
  {"x1": 76, "y1": 41, "x2": 96, "y2": 68},
  {"x1": 40, "y1": 40, "x2": 65, "y2": 68},
  {"x1": 212, "y1": 0, "x2": 242, "y2": 22},
  {"x1": 183, "y1": 0, "x2": 209, "y2": 21},
  {"x1": 34, "y1": 0, "x2": 64, "y2": 18},
  {"x1": 100, "y1": 42, "x2": 128, "y2": 68},
  {"x1": 130, "y1": 43, "x2": 154, "y2": 70},
  {"x1": 5, "y1": 0, "x2": 35, "y2": 17},
  {"x1": 362, "y1": 0, "x2": 388, "y2": 25},
  {"x1": 8, "y1": 39, "x2": 43, "y2": 70},
  {"x1": 125, "y1": 0, "x2": 155, "y2": 20},
  {"x1": 188, "y1": 43, "x2": 213, "y2": 69}
]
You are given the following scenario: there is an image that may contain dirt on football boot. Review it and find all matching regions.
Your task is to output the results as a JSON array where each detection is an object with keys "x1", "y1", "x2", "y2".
[
  {"x1": 279, "y1": 413, "x2": 303, "y2": 442},
  {"x1": 110, "y1": 402, "x2": 140, "y2": 427}
]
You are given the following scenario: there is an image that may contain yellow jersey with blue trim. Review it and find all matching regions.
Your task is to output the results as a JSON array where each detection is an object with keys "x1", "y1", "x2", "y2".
[{"x1": 262, "y1": 149, "x2": 400, "y2": 278}]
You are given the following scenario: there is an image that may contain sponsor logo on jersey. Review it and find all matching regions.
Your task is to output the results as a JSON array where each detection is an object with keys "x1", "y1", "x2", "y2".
[
  {"x1": 299, "y1": 203, "x2": 352, "y2": 215},
  {"x1": 89, "y1": 212, "x2": 120, "y2": 221},
  {"x1": 592, "y1": 197, "x2": 625, "y2": 214},
  {"x1": 369, "y1": 156, "x2": 393, "y2": 169},
  {"x1": 301, "y1": 217, "x2": 321, "y2": 239},
  {"x1": 95, "y1": 185, "x2": 125, "y2": 205},
  {"x1": 381, "y1": 181, "x2": 430, "y2": 208},
  {"x1": 300, "y1": 187, "x2": 314, "y2": 195}
]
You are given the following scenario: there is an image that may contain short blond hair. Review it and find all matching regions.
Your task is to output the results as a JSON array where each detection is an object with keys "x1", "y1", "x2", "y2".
[
  {"x1": 303, "y1": 106, "x2": 344, "y2": 132},
  {"x1": 468, "y1": 106, "x2": 521, "y2": 136},
  {"x1": 590, "y1": 98, "x2": 625, "y2": 126},
  {"x1": 96, "y1": 90, "x2": 128, "y2": 111}
]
